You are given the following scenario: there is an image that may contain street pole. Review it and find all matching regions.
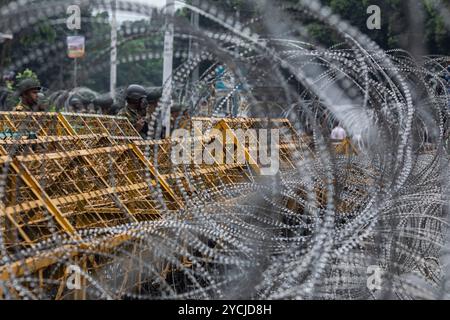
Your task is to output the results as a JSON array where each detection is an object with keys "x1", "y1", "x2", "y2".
[
  {"x1": 74, "y1": 58, "x2": 78, "y2": 88},
  {"x1": 232, "y1": 9, "x2": 240, "y2": 117},
  {"x1": 110, "y1": 0, "x2": 118, "y2": 98},
  {"x1": 0, "y1": 33, "x2": 13, "y2": 72},
  {"x1": 190, "y1": 0, "x2": 199, "y2": 83},
  {"x1": 163, "y1": 0, "x2": 175, "y2": 137}
]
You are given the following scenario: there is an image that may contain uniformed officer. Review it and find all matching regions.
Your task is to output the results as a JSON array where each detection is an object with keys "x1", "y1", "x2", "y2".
[
  {"x1": 68, "y1": 95, "x2": 86, "y2": 113},
  {"x1": 117, "y1": 84, "x2": 149, "y2": 136},
  {"x1": 146, "y1": 86, "x2": 163, "y2": 114},
  {"x1": 94, "y1": 95, "x2": 114, "y2": 115},
  {"x1": 36, "y1": 92, "x2": 49, "y2": 112},
  {"x1": 13, "y1": 78, "x2": 41, "y2": 112},
  {"x1": 169, "y1": 103, "x2": 190, "y2": 132}
]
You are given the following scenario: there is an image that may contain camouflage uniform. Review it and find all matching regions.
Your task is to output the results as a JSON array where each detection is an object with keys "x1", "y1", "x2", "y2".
[
  {"x1": 118, "y1": 85, "x2": 151, "y2": 137},
  {"x1": 117, "y1": 105, "x2": 142, "y2": 124},
  {"x1": 13, "y1": 102, "x2": 33, "y2": 112},
  {"x1": 117, "y1": 105, "x2": 148, "y2": 136}
]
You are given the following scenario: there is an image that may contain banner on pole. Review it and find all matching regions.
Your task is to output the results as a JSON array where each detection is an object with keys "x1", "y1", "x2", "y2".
[{"x1": 67, "y1": 36, "x2": 85, "y2": 58}]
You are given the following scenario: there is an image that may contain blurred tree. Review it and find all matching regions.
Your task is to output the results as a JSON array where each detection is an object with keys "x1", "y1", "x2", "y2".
[
  {"x1": 423, "y1": 0, "x2": 450, "y2": 55},
  {"x1": 305, "y1": 0, "x2": 450, "y2": 55},
  {"x1": 304, "y1": 0, "x2": 406, "y2": 49},
  {"x1": 116, "y1": 19, "x2": 163, "y2": 88}
]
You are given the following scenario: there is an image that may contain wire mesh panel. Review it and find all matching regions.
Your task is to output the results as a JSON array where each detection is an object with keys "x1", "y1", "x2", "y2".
[
  {"x1": 15, "y1": 145, "x2": 168, "y2": 229},
  {"x1": 0, "y1": 112, "x2": 70, "y2": 137},
  {"x1": 102, "y1": 116, "x2": 142, "y2": 139},
  {"x1": 60, "y1": 113, "x2": 109, "y2": 136},
  {"x1": 213, "y1": 118, "x2": 311, "y2": 173},
  {"x1": 0, "y1": 113, "x2": 16, "y2": 133},
  {"x1": 0, "y1": 135, "x2": 114, "y2": 157},
  {"x1": 134, "y1": 139, "x2": 174, "y2": 175},
  {"x1": 0, "y1": 156, "x2": 66, "y2": 254},
  {"x1": 0, "y1": 114, "x2": 309, "y2": 299},
  {"x1": 60, "y1": 113, "x2": 141, "y2": 140},
  {"x1": 0, "y1": 134, "x2": 181, "y2": 263},
  {"x1": 135, "y1": 134, "x2": 255, "y2": 203},
  {"x1": 0, "y1": 112, "x2": 140, "y2": 140}
]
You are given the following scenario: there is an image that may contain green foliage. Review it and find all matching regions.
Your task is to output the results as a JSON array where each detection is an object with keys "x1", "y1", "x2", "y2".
[
  {"x1": 307, "y1": 23, "x2": 336, "y2": 48},
  {"x1": 15, "y1": 68, "x2": 39, "y2": 83},
  {"x1": 292, "y1": 0, "x2": 450, "y2": 54},
  {"x1": 83, "y1": 17, "x2": 164, "y2": 91},
  {"x1": 423, "y1": 0, "x2": 450, "y2": 55},
  {"x1": 308, "y1": 0, "x2": 405, "y2": 49},
  {"x1": 47, "y1": 105, "x2": 57, "y2": 112}
]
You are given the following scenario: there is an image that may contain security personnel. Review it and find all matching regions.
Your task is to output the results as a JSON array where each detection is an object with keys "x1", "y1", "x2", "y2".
[
  {"x1": 169, "y1": 103, "x2": 190, "y2": 132},
  {"x1": 13, "y1": 78, "x2": 41, "y2": 112},
  {"x1": 77, "y1": 90, "x2": 96, "y2": 114},
  {"x1": 36, "y1": 92, "x2": 49, "y2": 112},
  {"x1": 68, "y1": 95, "x2": 86, "y2": 113},
  {"x1": 93, "y1": 95, "x2": 114, "y2": 115},
  {"x1": 117, "y1": 84, "x2": 149, "y2": 136},
  {"x1": 146, "y1": 86, "x2": 162, "y2": 113}
]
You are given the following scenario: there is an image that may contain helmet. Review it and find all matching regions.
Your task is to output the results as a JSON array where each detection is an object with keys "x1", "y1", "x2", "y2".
[
  {"x1": 125, "y1": 84, "x2": 147, "y2": 102},
  {"x1": 17, "y1": 78, "x2": 41, "y2": 96},
  {"x1": 37, "y1": 92, "x2": 47, "y2": 103},
  {"x1": 170, "y1": 103, "x2": 187, "y2": 114},
  {"x1": 73, "y1": 88, "x2": 97, "y2": 105},
  {"x1": 93, "y1": 95, "x2": 114, "y2": 108},
  {"x1": 69, "y1": 94, "x2": 84, "y2": 107},
  {"x1": 146, "y1": 87, "x2": 162, "y2": 103}
]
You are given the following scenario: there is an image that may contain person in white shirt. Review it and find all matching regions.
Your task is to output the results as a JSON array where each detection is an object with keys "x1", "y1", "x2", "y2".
[{"x1": 331, "y1": 124, "x2": 347, "y2": 140}]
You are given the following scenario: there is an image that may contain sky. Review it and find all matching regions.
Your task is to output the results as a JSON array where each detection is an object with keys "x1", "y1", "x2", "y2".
[
  {"x1": 133, "y1": 0, "x2": 168, "y2": 6},
  {"x1": 115, "y1": 0, "x2": 184, "y2": 23}
]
